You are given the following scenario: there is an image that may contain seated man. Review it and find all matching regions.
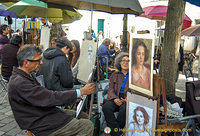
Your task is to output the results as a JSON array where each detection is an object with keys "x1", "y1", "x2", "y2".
[
  {"x1": 97, "y1": 38, "x2": 115, "y2": 71},
  {"x1": 102, "y1": 52, "x2": 131, "y2": 136},
  {"x1": 0, "y1": 24, "x2": 9, "y2": 63},
  {"x1": 38, "y1": 37, "x2": 73, "y2": 91},
  {"x1": 1, "y1": 35, "x2": 23, "y2": 80},
  {"x1": 8, "y1": 44, "x2": 96, "y2": 136}
]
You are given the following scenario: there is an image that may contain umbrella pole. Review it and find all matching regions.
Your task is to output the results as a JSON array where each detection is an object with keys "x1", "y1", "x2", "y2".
[
  {"x1": 90, "y1": 10, "x2": 93, "y2": 31},
  {"x1": 198, "y1": 40, "x2": 200, "y2": 80},
  {"x1": 15, "y1": 18, "x2": 16, "y2": 31},
  {"x1": 121, "y1": 14, "x2": 128, "y2": 52}
]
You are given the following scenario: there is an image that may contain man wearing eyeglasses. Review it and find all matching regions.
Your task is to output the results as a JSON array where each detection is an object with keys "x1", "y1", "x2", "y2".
[{"x1": 8, "y1": 44, "x2": 96, "y2": 136}]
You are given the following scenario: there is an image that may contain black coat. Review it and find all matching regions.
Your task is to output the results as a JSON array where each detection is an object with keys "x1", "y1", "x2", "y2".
[
  {"x1": 8, "y1": 67, "x2": 77, "y2": 136},
  {"x1": 38, "y1": 47, "x2": 73, "y2": 91},
  {"x1": 1, "y1": 43, "x2": 19, "y2": 77}
]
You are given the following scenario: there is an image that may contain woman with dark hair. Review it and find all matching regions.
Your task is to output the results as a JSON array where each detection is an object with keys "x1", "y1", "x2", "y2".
[
  {"x1": 50, "y1": 37, "x2": 57, "y2": 47},
  {"x1": 1, "y1": 35, "x2": 23, "y2": 80},
  {"x1": 70, "y1": 40, "x2": 80, "y2": 84},
  {"x1": 70, "y1": 40, "x2": 80, "y2": 68},
  {"x1": 128, "y1": 106, "x2": 150, "y2": 136},
  {"x1": 131, "y1": 39, "x2": 150, "y2": 90},
  {"x1": 102, "y1": 52, "x2": 131, "y2": 136}
]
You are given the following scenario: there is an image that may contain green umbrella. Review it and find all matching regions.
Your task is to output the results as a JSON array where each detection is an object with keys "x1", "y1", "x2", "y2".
[{"x1": 6, "y1": 0, "x2": 82, "y2": 24}]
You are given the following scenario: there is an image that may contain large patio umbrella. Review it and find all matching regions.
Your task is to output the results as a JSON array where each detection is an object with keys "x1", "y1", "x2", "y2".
[
  {"x1": 41, "y1": 0, "x2": 143, "y2": 52},
  {"x1": 184, "y1": 0, "x2": 200, "y2": 7},
  {"x1": 41, "y1": 0, "x2": 144, "y2": 15},
  {"x1": 181, "y1": 24, "x2": 200, "y2": 36},
  {"x1": 0, "y1": 3, "x2": 19, "y2": 18},
  {"x1": 140, "y1": 5, "x2": 192, "y2": 30},
  {"x1": 6, "y1": 0, "x2": 82, "y2": 24}
]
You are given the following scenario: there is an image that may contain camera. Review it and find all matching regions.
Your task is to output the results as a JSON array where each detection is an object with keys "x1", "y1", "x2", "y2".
[{"x1": 4, "y1": 16, "x2": 13, "y2": 25}]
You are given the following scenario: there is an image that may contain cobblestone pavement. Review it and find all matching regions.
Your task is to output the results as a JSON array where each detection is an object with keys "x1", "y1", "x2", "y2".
[{"x1": 0, "y1": 74, "x2": 196, "y2": 136}]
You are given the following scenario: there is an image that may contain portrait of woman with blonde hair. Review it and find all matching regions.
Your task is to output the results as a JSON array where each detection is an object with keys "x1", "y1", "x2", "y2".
[{"x1": 131, "y1": 39, "x2": 150, "y2": 90}]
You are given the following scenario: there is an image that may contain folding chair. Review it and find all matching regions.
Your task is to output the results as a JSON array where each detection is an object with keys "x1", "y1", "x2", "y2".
[{"x1": 0, "y1": 74, "x2": 8, "y2": 104}]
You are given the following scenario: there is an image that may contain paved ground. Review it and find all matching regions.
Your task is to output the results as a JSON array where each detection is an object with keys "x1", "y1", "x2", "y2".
[{"x1": 0, "y1": 73, "x2": 196, "y2": 136}]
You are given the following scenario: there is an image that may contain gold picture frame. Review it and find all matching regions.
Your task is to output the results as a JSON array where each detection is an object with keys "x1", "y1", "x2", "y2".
[{"x1": 129, "y1": 38, "x2": 154, "y2": 96}]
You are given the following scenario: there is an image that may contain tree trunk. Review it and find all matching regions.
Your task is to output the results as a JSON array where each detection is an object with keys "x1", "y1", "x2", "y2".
[
  {"x1": 160, "y1": 0, "x2": 186, "y2": 96},
  {"x1": 50, "y1": 24, "x2": 63, "y2": 39}
]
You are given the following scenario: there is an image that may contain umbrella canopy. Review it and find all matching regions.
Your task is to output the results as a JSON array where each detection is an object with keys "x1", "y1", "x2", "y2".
[
  {"x1": 181, "y1": 24, "x2": 200, "y2": 36},
  {"x1": 184, "y1": 0, "x2": 200, "y2": 7},
  {"x1": 41, "y1": 0, "x2": 143, "y2": 15},
  {"x1": 6, "y1": 0, "x2": 82, "y2": 24},
  {"x1": 0, "y1": 3, "x2": 20, "y2": 18},
  {"x1": 140, "y1": 5, "x2": 192, "y2": 30}
]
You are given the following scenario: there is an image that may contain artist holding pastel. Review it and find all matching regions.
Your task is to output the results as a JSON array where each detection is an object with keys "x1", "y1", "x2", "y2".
[
  {"x1": 131, "y1": 39, "x2": 150, "y2": 90},
  {"x1": 102, "y1": 52, "x2": 131, "y2": 136}
]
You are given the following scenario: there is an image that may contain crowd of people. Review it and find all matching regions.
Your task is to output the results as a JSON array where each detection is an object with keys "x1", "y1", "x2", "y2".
[
  {"x1": 0, "y1": 19, "x2": 161, "y2": 136},
  {"x1": 0, "y1": 21, "x2": 130, "y2": 136}
]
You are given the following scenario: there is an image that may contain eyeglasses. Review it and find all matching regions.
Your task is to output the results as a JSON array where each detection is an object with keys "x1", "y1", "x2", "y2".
[
  {"x1": 121, "y1": 59, "x2": 130, "y2": 63},
  {"x1": 27, "y1": 59, "x2": 42, "y2": 63}
]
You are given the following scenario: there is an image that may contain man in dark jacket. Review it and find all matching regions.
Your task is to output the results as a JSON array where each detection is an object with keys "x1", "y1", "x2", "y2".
[
  {"x1": 1, "y1": 35, "x2": 22, "y2": 80},
  {"x1": 97, "y1": 38, "x2": 115, "y2": 71},
  {"x1": 8, "y1": 44, "x2": 96, "y2": 136},
  {"x1": 0, "y1": 24, "x2": 9, "y2": 63},
  {"x1": 38, "y1": 37, "x2": 73, "y2": 91}
]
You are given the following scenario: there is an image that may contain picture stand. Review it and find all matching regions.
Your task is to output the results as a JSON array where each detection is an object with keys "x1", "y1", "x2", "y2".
[
  {"x1": 76, "y1": 39, "x2": 100, "y2": 120},
  {"x1": 154, "y1": 75, "x2": 188, "y2": 136},
  {"x1": 128, "y1": 74, "x2": 189, "y2": 136}
]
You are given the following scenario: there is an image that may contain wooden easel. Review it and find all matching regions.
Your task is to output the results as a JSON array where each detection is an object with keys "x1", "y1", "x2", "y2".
[{"x1": 154, "y1": 75, "x2": 187, "y2": 136}]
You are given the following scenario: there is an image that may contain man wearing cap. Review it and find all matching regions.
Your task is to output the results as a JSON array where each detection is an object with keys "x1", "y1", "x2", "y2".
[{"x1": 38, "y1": 37, "x2": 73, "y2": 91}]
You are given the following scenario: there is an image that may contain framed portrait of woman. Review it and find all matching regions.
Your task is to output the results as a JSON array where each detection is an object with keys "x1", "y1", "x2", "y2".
[
  {"x1": 129, "y1": 37, "x2": 154, "y2": 96},
  {"x1": 126, "y1": 92, "x2": 157, "y2": 136}
]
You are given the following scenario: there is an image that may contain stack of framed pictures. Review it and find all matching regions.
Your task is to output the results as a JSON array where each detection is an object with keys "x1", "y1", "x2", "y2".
[{"x1": 127, "y1": 37, "x2": 157, "y2": 136}]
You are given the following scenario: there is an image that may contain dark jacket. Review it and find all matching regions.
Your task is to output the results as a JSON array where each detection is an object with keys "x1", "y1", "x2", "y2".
[
  {"x1": 97, "y1": 43, "x2": 115, "y2": 66},
  {"x1": 0, "y1": 34, "x2": 9, "y2": 59},
  {"x1": 107, "y1": 71, "x2": 131, "y2": 100},
  {"x1": 1, "y1": 43, "x2": 19, "y2": 77},
  {"x1": 38, "y1": 47, "x2": 73, "y2": 91},
  {"x1": 8, "y1": 67, "x2": 77, "y2": 136}
]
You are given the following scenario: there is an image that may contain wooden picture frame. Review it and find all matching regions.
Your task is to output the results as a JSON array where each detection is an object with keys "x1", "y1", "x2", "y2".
[
  {"x1": 126, "y1": 92, "x2": 157, "y2": 136},
  {"x1": 129, "y1": 38, "x2": 154, "y2": 96}
]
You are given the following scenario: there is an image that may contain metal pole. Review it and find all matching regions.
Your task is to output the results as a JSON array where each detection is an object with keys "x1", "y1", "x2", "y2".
[
  {"x1": 15, "y1": 18, "x2": 16, "y2": 31},
  {"x1": 198, "y1": 40, "x2": 200, "y2": 80},
  {"x1": 121, "y1": 14, "x2": 128, "y2": 52}
]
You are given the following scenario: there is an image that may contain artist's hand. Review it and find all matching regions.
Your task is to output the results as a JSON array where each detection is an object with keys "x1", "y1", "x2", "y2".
[
  {"x1": 80, "y1": 83, "x2": 96, "y2": 96},
  {"x1": 121, "y1": 97, "x2": 127, "y2": 103},
  {"x1": 114, "y1": 98, "x2": 123, "y2": 106},
  {"x1": 77, "y1": 97, "x2": 83, "y2": 102}
]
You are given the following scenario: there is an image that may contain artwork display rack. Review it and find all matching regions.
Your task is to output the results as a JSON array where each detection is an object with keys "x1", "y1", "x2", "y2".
[
  {"x1": 130, "y1": 74, "x2": 188, "y2": 136},
  {"x1": 153, "y1": 75, "x2": 188, "y2": 136}
]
